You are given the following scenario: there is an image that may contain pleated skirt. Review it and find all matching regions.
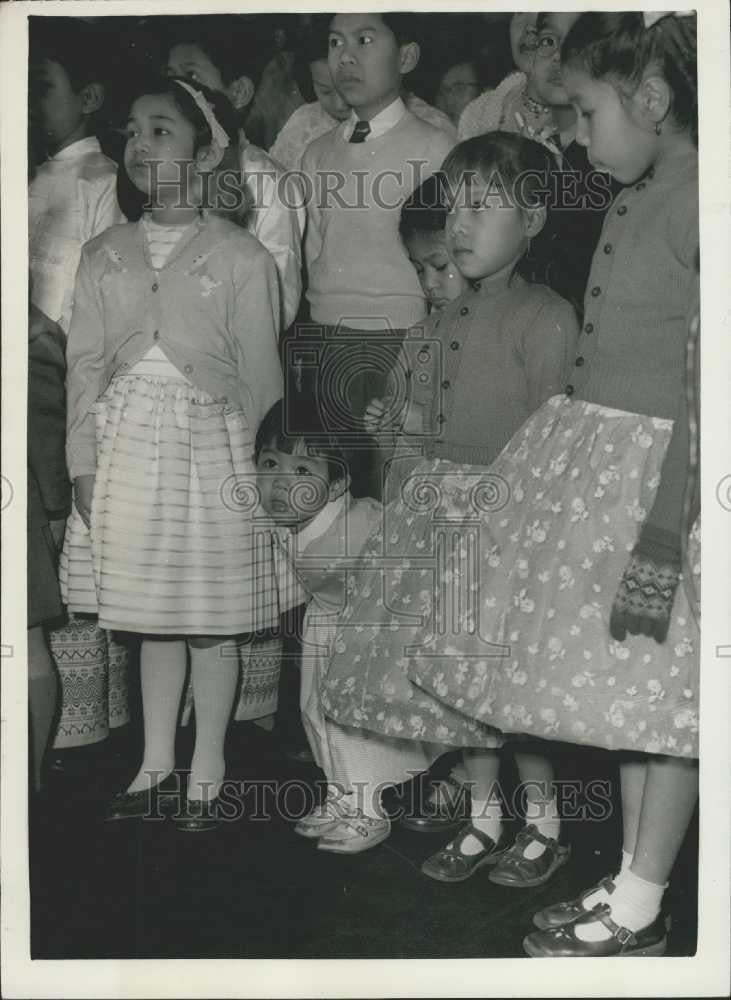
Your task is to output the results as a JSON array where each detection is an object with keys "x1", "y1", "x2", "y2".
[{"x1": 60, "y1": 374, "x2": 278, "y2": 636}]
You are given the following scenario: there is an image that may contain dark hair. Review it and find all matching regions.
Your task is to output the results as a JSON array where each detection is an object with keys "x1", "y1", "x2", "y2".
[
  {"x1": 163, "y1": 15, "x2": 273, "y2": 90},
  {"x1": 255, "y1": 398, "x2": 351, "y2": 485},
  {"x1": 379, "y1": 13, "x2": 421, "y2": 47},
  {"x1": 562, "y1": 12, "x2": 697, "y2": 144},
  {"x1": 442, "y1": 131, "x2": 555, "y2": 209},
  {"x1": 442, "y1": 132, "x2": 555, "y2": 284},
  {"x1": 123, "y1": 76, "x2": 249, "y2": 224},
  {"x1": 29, "y1": 17, "x2": 108, "y2": 93},
  {"x1": 293, "y1": 14, "x2": 333, "y2": 103},
  {"x1": 326, "y1": 11, "x2": 421, "y2": 47},
  {"x1": 126, "y1": 75, "x2": 238, "y2": 157},
  {"x1": 399, "y1": 173, "x2": 450, "y2": 242},
  {"x1": 436, "y1": 51, "x2": 486, "y2": 91}
]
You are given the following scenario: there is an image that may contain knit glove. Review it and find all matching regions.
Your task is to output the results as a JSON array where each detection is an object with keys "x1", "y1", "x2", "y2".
[{"x1": 609, "y1": 545, "x2": 680, "y2": 645}]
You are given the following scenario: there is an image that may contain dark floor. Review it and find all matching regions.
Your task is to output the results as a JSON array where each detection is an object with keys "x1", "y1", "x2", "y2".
[{"x1": 30, "y1": 720, "x2": 698, "y2": 960}]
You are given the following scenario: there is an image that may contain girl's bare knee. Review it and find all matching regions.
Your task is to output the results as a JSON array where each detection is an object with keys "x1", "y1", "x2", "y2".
[{"x1": 188, "y1": 636, "x2": 221, "y2": 650}]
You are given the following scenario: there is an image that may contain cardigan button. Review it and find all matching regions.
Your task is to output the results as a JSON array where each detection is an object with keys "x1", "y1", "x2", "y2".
[
  {"x1": 584, "y1": 322, "x2": 594, "y2": 334},
  {"x1": 417, "y1": 349, "x2": 430, "y2": 362},
  {"x1": 418, "y1": 372, "x2": 429, "y2": 384},
  {"x1": 590, "y1": 286, "x2": 601, "y2": 297},
  {"x1": 151, "y1": 282, "x2": 159, "y2": 292},
  {"x1": 473, "y1": 281, "x2": 481, "y2": 291},
  {"x1": 152, "y1": 330, "x2": 159, "y2": 340},
  {"x1": 183, "y1": 364, "x2": 193, "y2": 374},
  {"x1": 603, "y1": 243, "x2": 612, "y2": 254},
  {"x1": 617, "y1": 205, "x2": 628, "y2": 216},
  {"x1": 460, "y1": 306, "x2": 469, "y2": 316},
  {"x1": 565, "y1": 384, "x2": 575, "y2": 396},
  {"x1": 441, "y1": 379, "x2": 451, "y2": 390},
  {"x1": 575, "y1": 356, "x2": 585, "y2": 367},
  {"x1": 450, "y1": 340, "x2": 460, "y2": 350}
]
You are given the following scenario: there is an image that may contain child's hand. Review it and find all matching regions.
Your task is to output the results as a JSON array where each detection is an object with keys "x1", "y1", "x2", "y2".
[
  {"x1": 364, "y1": 397, "x2": 390, "y2": 434},
  {"x1": 73, "y1": 475, "x2": 96, "y2": 529},
  {"x1": 609, "y1": 549, "x2": 680, "y2": 645}
]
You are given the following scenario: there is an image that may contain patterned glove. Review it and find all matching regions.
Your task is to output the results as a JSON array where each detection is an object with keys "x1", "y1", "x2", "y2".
[{"x1": 609, "y1": 548, "x2": 681, "y2": 645}]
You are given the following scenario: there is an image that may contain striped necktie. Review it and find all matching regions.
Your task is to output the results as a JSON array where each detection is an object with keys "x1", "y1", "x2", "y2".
[{"x1": 349, "y1": 119, "x2": 371, "y2": 143}]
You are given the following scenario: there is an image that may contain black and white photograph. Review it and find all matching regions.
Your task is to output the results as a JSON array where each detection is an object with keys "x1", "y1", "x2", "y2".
[{"x1": 1, "y1": 1, "x2": 729, "y2": 996}]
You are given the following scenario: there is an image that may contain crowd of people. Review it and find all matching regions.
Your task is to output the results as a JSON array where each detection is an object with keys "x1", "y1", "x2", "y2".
[{"x1": 28, "y1": 11, "x2": 700, "y2": 959}]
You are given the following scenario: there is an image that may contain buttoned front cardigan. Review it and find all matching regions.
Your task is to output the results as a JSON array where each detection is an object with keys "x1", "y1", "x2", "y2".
[
  {"x1": 65, "y1": 216, "x2": 282, "y2": 479},
  {"x1": 404, "y1": 275, "x2": 580, "y2": 467},
  {"x1": 567, "y1": 147, "x2": 699, "y2": 558}
]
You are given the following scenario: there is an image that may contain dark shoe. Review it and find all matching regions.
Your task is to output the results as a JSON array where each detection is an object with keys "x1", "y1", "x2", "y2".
[
  {"x1": 104, "y1": 774, "x2": 179, "y2": 822},
  {"x1": 400, "y1": 776, "x2": 470, "y2": 834},
  {"x1": 174, "y1": 797, "x2": 222, "y2": 833},
  {"x1": 421, "y1": 822, "x2": 511, "y2": 883},
  {"x1": 534, "y1": 877, "x2": 673, "y2": 933},
  {"x1": 533, "y1": 876, "x2": 617, "y2": 929},
  {"x1": 488, "y1": 824, "x2": 570, "y2": 888},
  {"x1": 523, "y1": 905, "x2": 668, "y2": 957}
]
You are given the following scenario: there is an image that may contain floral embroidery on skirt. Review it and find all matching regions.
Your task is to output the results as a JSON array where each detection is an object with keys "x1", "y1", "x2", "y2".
[{"x1": 323, "y1": 396, "x2": 699, "y2": 757}]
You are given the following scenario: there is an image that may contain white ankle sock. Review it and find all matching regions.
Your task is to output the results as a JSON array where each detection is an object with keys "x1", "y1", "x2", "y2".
[
  {"x1": 460, "y1": 796, "x2": 502, "y2": 855},
  {"x1": 523, "y1": 796, "x2": 560, "y2": 860},
  {"x1": 575, "y1": 868, "x2": 666, "y2": 942},
  {"x1": 582, "y1": 850, "x2": 635, "y2": 909}
]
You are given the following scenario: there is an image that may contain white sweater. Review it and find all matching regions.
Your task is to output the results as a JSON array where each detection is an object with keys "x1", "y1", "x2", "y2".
[{"x1": 301, "y1": 109, "x2": 454, "y2": 331}]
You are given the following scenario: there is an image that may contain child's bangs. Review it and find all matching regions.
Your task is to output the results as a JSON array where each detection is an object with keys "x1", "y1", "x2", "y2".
[{"x1": 442, "y1": 142, "x2": 522, "y2": 213}]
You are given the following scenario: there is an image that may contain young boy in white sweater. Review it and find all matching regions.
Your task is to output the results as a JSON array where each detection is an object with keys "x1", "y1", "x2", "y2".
[{"x1": 299, "y1": 13, "x2": 454, "y2": 499}]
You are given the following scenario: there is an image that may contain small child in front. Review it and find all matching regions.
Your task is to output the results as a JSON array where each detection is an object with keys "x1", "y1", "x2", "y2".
[{"x1": 256, "y1": 398, "x2": 440, "y2": 853}]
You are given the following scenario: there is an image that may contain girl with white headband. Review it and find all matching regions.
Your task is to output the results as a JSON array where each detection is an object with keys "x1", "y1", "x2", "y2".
[{"x1": 61, "y1": 77, "x2": 286, "y2": 831}]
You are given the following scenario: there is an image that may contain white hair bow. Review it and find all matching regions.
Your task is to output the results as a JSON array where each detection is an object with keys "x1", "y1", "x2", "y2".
[
  {"x1": 643, "y1": 11, "x2": 695, "y2": 29},
  {"x1": 173, "y1": 79, "x2": 230, "y2": 151}
]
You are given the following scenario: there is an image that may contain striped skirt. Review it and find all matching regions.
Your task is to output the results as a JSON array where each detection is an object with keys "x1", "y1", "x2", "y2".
[{"x1": 60, "y1": 374, "x2": 279, "y2": 636}]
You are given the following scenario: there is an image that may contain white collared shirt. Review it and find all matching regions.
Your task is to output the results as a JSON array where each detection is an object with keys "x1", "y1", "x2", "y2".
[
  {"x1": 29, "y1": 136, "x2": 125, "y2": 331},
  {"x1": 239, "y1": 135, "x2": 304, "y2": 332},
  {"x1": 343, "y1": 96, "x2": 407, "y2": 142}
]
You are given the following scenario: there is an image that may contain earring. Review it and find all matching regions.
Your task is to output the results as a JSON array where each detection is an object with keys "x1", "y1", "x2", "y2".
[{"x1": 655, "y1": 122, "x2": 662, "y2": 135}]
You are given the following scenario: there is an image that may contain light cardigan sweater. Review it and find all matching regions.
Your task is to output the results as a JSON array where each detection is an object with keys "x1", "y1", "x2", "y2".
[
  {"x1": 66, "y1": 215, "x2": 282, "y2": 479},
  {"x1": 301, "y1": 100, "x2": 454, "y2": 331},
  {"x1": 570, "y1": 146, "x2": 699, "y2": 558}
]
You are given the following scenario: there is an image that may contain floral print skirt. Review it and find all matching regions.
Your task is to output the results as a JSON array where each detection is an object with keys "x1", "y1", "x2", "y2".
[{"x1": 323, "y1": 395, "x2": 699, "y2": 758}]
